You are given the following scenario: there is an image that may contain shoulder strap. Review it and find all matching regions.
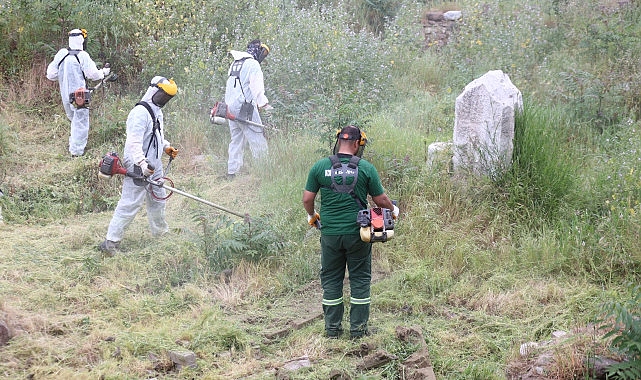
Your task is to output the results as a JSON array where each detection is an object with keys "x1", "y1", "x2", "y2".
[
  {"x1": 58, "y1": 49, "x2": 86, "y2": 80},
  {"x1": 229, "y1": 57, "x2": 249, "y2": 81},
  {"x1": 136, "y1": 101, "x2": 161, "y2": 157},
  {"x1": 229, "y1": 57, "x2": 250, "y2": 100},
  {"x1": 136, "y1": 101, "x2": 155, "y2": 120},
  {"x1": 58, "y1": 49, "x2": 81, "y2": 68},
  {"x1": 328, "y1": 155, "x2": 366, "y2": 209}
]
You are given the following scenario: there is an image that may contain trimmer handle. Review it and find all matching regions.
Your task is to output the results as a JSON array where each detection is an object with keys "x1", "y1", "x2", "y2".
[{"x1": 128, "y1": 163, "x2": 154, "y2": 176}]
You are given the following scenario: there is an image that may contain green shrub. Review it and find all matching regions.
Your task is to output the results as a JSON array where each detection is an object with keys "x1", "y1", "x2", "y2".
[
  {"x1": 350, "y1": 0, "x2": 400, "y2": 36},
  {"x1": 195, "y1": 213, "x2": 289, "y2": 272},
  {"x1": 600, "y1": 284, "x2": 641, "y2": 380}
]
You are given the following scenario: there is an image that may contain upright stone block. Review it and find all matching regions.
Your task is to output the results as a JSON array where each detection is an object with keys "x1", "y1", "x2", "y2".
[{"x1": 452, "y1": 70, "x2": 522, "y2": 177}]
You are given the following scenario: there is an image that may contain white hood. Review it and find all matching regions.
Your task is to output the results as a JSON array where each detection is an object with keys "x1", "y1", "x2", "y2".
[
  {"x1": 140, "y1": 76, "x2": 167, "y2": 113},
  {"x1": 229, "y1": 50, "x2": 253, "y2": 61},
  {"x1": 68, "y1": 29, "x2": 84, "y2": 50}
]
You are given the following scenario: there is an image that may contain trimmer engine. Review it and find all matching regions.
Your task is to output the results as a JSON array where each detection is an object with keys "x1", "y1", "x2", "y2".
[
  {"x1": 210, "y1": 101, "x2": 230, "y2": 124},
  {"x1": 98, "y1": 152, "x2": 127, "y2": 179},
  {"x1": 357, "y1": 207, "x2": 395, "y2": 243},
  {"x1": 69, "y1": 88, "x2": 91, "y2": 108}
]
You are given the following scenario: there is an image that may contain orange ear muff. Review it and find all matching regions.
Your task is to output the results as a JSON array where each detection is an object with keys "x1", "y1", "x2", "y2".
[{"x1": 359, "y1": 131, "x2": 367, "y2": 146}]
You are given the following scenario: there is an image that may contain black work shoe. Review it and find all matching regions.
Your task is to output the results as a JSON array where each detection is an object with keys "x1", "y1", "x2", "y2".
[
  {"x1": 326, "y1": 329, "x2": 343, "y2": 339},
  {"x1": 350, "y1": 327, "x2": 377, "y2": 340},
  {"x1": 225, "y1": 173, "x2": 236, "y2": 180},
  {"x1": 99, "y1": 240, "x2": 120, "y2": 257}
]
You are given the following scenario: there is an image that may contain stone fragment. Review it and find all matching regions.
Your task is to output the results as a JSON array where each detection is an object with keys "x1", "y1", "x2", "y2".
[
  {"x1": 427, "y1": 142, "x2": 453, "y2": 171},
  {"x1": 0, "y1": 321, "x2": 10, "y2": 346},
  {"x1": 425, "y1": 11, "x2": 444, "y2": 21},
  {"x1": 356, "y1": 350, "x2": 397, "y2": 370},
  {"x1": 444, "y1": 10, "x2": 462, "y2": 20},
  {"x1": 168, "y1": 350, "x2": 197, "y2": 370},
  {"x1": 279, "y1": 356, "x2": 312, "y2": 373},
  {"x1": 329, "y1": 368, "x2": 351, "y2": 380}
]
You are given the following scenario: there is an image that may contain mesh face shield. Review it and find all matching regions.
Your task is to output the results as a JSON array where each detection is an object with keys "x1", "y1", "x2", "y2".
[
  {"x1": 256, "y1": 44, "x2": 270, "y2": 63},
  {"x1": 150, "y1": 78, "x2": 177, "y2": 107},
  {"x1": 151, "y1": 88, "x2": 173, "y2": 107}
]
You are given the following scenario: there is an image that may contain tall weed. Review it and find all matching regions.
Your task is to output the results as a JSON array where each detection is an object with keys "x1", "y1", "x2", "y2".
[{"x1": 492, "y1": 103, "x2": 580, "y2": 228}]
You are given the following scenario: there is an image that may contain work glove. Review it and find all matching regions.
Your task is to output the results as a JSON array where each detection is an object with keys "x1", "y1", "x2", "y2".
[
  {"x1": 307, "y1": 211, "x2": 321, "y2": 228},
  {"x1": 139, "y1": 160, "x2": 154, "y2": 177},
  {"x1": 101, "y1": 66, "x2": 111, "y2": 77},
  {"x1": 260, "y1": 103, "x2": 274, "y2": 112},
  {"x1": 392, "y1": 205, "x2": 400, "y2": 220},
  {"x1": 164, "y1": 146, "x2": 179, "y2": 158}
]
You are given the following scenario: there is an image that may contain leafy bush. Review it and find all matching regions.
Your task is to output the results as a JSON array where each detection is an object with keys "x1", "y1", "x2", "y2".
[
  {"x1": 444, "y1": 1, "x2": 550, "y2": 89},
  {"x1": 445, "y1": 1, "x2": 641, "y2": 132},
  {"x1": 600, "y1": 284, "x2": 641, "y2": 379},
  {"x1": 194, "y1": 213, "x2": 289, "y2": 271},
  {"x1": 350, "y1": 0, "x2": 400, "y2": 36},
  {"x1": 244, "y1": 0, "x2": 397, "y2": 136},
  {"x1": 0, "y1": 0, "x2": 138, "y2": 80}
]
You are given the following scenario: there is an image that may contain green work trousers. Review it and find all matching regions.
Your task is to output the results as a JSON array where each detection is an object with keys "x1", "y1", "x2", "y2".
[{"x1": 320, "y1": 234, "x2": 372, "y2": 338}]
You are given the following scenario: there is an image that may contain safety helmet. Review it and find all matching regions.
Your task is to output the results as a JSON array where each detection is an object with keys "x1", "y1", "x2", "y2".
[
  {"x1": 68, "y1": 28, "x2": 87, "y2": 50},
  {"x1": 149, "y1": 76, "x2": 177, "y2": 107},
  {"x1": 247, "y1": 39, "x2": 270, "y2": 63},
  {"x1": 333, "y1": 125, "x2": 368, "y2": 157}
]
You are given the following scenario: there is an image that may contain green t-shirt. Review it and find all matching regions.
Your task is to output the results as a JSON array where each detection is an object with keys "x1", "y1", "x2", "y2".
[{"x1": 305, "y1": 154, "x2": 385, "y2": 235}]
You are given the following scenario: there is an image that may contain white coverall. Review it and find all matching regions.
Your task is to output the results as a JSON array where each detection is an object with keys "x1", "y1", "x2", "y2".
[
  {"x1": 224, "y1": 50, "x2": 269, "y2": 175},
  {"x1": 105, "y1": 82, "x2": 171, "y2": 242},
  {"x1": 46, "y1": 32, "x2": 105, "y2": 156}
]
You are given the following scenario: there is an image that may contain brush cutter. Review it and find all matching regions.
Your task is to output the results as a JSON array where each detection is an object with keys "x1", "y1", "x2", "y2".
[
  {"x1": 98, "y1": 152, "x2": 251, "y2": 222},
  {"x1": 70, "y1": 65, "x2": 118, "y2": 109},
  {"x1": 209, "y1": 101, "x2": 269, "y2": 129},
  {"x1": 357, "y1": 206, "x2": 395, "y2": 243}
]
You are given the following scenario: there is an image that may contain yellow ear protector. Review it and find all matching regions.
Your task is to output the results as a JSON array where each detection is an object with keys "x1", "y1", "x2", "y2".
[
  {"x1": 258, "y1": 43, "x2": 270, "y2": 63},
  {"x1": 69, "y1": 29, "x2": 88, "y2": 39},
  {"x1": 359, "y1": 130, "x2": 367, "y2": 146}
]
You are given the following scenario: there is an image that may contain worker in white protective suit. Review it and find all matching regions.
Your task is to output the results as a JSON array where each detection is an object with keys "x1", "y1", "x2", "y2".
[
  {"x1": 46, "y1": 28, "x2": 110, "y2": 157},
  {"x1": 99, "y1": 76, "x2": 179, "y2": 256},
  {"x1": 224, "y1": 39, "x2": 273, "y2": 179}
]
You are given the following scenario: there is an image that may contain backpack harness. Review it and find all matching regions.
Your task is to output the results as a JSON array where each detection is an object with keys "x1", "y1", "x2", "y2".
[
  {"x1": 229, "y1": 57, "x2": 253, "y2": 100},
  {"x1": 135, "y1": 101, "x2": 161, "y2": 158},
  {"x1": 328, "y1": 155, "x2": 367, "y2": 210},
  {"x1": 326, "y1": 155, "x2": 396, "y2": 243},
  {"x1": 58, "y1": 49, "x2": 86, "y2": 81}
]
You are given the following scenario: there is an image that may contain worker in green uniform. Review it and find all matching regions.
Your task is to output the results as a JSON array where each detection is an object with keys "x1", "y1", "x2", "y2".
[{"x1": 302, "y1": 125, "x2": 399, "y2": 339}]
